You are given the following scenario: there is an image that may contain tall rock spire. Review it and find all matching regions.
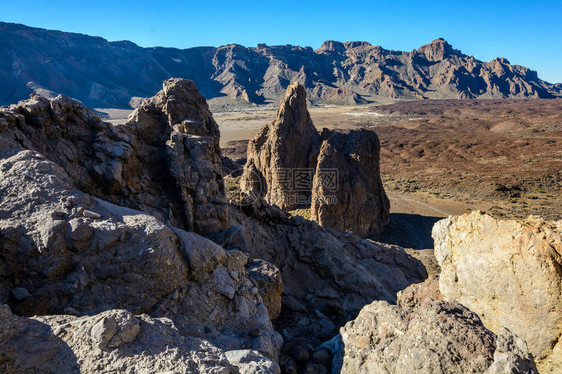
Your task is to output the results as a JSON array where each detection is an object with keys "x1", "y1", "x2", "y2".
[{"x1": 240, "y1": 83, "x2": 390, "y2": 235}]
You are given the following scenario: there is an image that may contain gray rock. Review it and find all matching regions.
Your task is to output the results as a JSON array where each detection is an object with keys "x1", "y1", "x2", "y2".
[
  {"x1": 11, "y1": 287, "x2": 31, "y2": 301},
  {"x1": 208, "y1": 225, "x2": 249, "y2": 252},
  {"x1": 0, "y1": 303, "x2": 237, "y2": 373},
  {"x1": 0, "y1": 78, "x2": 227, "y2": 236},
  {"x1": 82, "y1": 210, "x2": 101, "y2": 219},
  {"x1": 229, "y1": 200, "x2": 426, "y2": 351},
  {"x1": 247, "y1": 259, "x2": 284, "y2": 320},
  {"x1": 0, "y1": 129, "x2": 281, "y2": 360},
  {"x1": 484, "y1": 330, "x2": 538, "y2": 374},
  {"x1": 329, "y1": 294, "x2": 537, "y2": 374},
  {"x1": 225, "y1": 349, "x2": 281, "y2": 374}
]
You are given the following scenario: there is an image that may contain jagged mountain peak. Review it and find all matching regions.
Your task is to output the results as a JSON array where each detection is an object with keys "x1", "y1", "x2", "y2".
[{"x1": 416, "y1": 38, "x2": 464, "y2": 61}]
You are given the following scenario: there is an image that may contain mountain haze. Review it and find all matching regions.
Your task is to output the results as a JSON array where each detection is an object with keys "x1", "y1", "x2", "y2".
[{"x1": 1, "y1": 22, "x2": 560, "y2": 108}]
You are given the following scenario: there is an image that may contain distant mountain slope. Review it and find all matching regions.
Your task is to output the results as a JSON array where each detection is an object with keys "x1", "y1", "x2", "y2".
[{"x1": 1, "y1": 22, "x2": 560, "y2": 108}]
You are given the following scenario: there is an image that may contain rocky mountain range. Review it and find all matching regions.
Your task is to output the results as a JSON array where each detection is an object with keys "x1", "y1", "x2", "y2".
[{"x1": 2, "y1": 22, "x2": 561, "y2": 109}]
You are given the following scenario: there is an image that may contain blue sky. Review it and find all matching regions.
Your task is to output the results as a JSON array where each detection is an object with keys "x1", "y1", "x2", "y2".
[{"x1": 2, "y1": 0, "x2": 561, "y2": 83}]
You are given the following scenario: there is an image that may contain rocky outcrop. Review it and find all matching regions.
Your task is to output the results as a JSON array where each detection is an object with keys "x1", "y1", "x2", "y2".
[
  {"x1": 247, "y1": 259, "x2": 284, "y2": 320},
  {"x1": 0, "y1": 81, "x2": 286, "y2": 370},
  {"x1": 324, "y1": 280, "x2": 537, "y2": 374},
  {"x1": 311, "y1": 129, "x2": 390, "y2": 236},
  {"x1": 241, "y1": 83, "x2": 390, "y2": 236},
  {"x1": 240, "y1": 83, "x2": 320, "y2": 210},
  {"x1": 129, "y1": 78, "x2": 228, "y2": 234},
  {"x1": 0, "y1": 78, "x2": 227, "y2": 235},
  {"x1": 0, "y1": 303, "x2": 282, "y2": 373},
  {"x1": 2, "y1": 23, "x2": 561, "y2": 108},
  {"x1": 433, "y1": 211, "x2": 562, "y2": 373},
  {"x1": 0, "y1": 137, "x2": 281, "y2": 360},
  {"x1": 4, "y1": 75, "x2": 550, "y2": 373}
]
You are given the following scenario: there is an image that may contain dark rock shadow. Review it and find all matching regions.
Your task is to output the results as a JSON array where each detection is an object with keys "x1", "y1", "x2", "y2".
[{"x1": 372, "y1": 213, "x2": 443, "y2": 249}]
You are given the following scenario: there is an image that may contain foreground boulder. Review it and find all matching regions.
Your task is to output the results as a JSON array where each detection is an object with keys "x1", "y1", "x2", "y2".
[
  {"x1": 0, "y1": 303, "x2": 282, "y2": 373},
  {"x1": 0, "y1": 78, "x2": 227, "y2": 235},
  {"x1": 0, "y1": 138, "x2": 281, "y2": 360},
  {"x1": 324, "y1": 279, "x2": 537, "y2": 374},
  {"x1": 240, "y1": 82, "x2": 389, "y2": 236},
  {"x1": 433, "y1": 211, "x2": 562, "y2": 373},
  {"x1": 0, "y1": 82, "x2": 284, "y2": 366}
]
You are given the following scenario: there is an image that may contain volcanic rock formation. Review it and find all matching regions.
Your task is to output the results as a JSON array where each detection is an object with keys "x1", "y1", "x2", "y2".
[
  {"x1": 311, "y1": 129, "x2": 390, "y2": 236},
  {"x1": 241, "y1": 82, "x2": 390, "y2": 236},
  {"x1": 433, "y1": 211, "x2": 562, "y2": 373},
  {"x1": 1, "y1": 22, "x2": 561, "y2": 108},
  {"x1": 0, "y1": 78, "x2": 228, "y2": 235},
  {"x1": 0, "y1": 79, "x2": 427, "y2": 373},
  {"x1": 240, "y1": 83, "x2": 320, "y2": 210},
  {"x1": 0, "y1": 80, "x2": 286, "y2": 371},
  {"x1": 0, "y1": 122, "x2": 282, "y2": 362},
  {"x1": 1, "y1": 77, "x2": 550, "y2": 373},
  {"x1": 228, "y1": 197, "x2": 426, "y2": 372}
]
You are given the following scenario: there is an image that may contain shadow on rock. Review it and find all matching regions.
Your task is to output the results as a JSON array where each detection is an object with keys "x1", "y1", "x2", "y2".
[{"x1": 372, "y1": 213, "x2": 442, "y2": 249}]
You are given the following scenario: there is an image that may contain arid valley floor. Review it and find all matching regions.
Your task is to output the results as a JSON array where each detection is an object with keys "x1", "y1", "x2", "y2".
[{"x1": 100, "y1": 98, "x2": 562, "y2": 249}]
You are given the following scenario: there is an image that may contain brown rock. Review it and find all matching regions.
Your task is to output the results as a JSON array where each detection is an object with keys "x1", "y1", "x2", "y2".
[
  {"x1": 311, "y1": 129, "x2": 390, "y2": 236},
  {"x1": 240, "y1": 83, "x2": 389, "y2": 236},
  {"x1": 240, "y1": 82, "x2": 320, "y2": 210}
]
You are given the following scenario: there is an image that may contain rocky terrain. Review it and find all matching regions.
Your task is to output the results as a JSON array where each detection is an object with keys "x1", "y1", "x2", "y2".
[
  {"x1": 2, "y1": 22, "x2": 561, "y2": 109},
  {"x1": 1, "y1": 78, "x2": 560, "y2": 373}
]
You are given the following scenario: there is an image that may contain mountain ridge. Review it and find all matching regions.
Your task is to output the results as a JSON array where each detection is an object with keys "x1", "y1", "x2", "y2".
[{"x1": 1, "y1": 21, "x2": 560, "y2": 108}]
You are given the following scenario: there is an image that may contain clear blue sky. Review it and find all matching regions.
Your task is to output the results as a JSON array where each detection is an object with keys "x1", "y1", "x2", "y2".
[{"x1": 2, "y1": 0, "x2": 561, "y2": 83}]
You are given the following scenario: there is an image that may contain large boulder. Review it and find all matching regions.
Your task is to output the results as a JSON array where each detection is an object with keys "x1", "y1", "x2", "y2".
[
  {"x1": 325, "y1": 281, "x2": 537, "y2": 374},
  {"x1": 240, "y1": 83, "x2": 389, "y2": 236},
  {"x1": 433, "y1": 211, "x2": 562, "y2": 373},
  {"x1": 311, "y1": 129, "x2": 390, "y2": 236},
  {"x1": 0, "y1": 78, "x2": 228, "y2": 235}
]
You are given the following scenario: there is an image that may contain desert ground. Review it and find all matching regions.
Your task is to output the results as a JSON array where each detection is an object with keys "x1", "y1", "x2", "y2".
[{"x1": 97, "y1": 98, "x2": 562, "y2": 248}]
